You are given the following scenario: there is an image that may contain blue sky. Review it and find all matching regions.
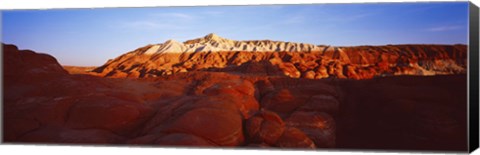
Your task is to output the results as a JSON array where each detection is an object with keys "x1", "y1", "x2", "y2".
[{"x1": 2, "y1": 2, "x2": 469, "y2": 66}]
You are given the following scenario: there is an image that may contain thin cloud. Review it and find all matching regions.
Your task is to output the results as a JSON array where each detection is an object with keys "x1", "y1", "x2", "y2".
[{"x1": 427, "y1": 25, "x2": 463, "y2": 32}]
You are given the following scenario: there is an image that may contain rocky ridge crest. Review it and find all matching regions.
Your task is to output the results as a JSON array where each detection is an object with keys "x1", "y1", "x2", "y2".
[{"x1": 92, "y1": 33, "x2": 467, "y2": 79}]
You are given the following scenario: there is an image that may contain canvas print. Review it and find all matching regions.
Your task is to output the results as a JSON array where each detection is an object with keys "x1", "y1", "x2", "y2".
[{"x1": 2, "y1": 2, "x2": 471, "y2": 152}]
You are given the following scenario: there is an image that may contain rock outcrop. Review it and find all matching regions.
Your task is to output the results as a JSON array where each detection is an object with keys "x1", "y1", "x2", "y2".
[
  {"x1": 90, "y1": 33, "x2": 467, "y2": 79},
  {"x1": 3, "y1": 42, "x2": 468, "y2": 151},
  {"x1": 3, "y1": 44, "x2": 338, "y2": 149}
]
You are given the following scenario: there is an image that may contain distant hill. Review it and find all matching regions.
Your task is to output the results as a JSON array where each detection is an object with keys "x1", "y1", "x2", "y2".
[
  {"x1": 62, "y1": 66, "x2": 98, "y2": 75},
  {"x1": 91, "y1": 33, "x2": 467, "y2": 79}
]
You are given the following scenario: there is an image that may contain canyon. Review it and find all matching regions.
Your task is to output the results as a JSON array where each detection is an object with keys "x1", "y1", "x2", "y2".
[{"x1": 2, "y1": 33, "x2": 468, "y2": 151}]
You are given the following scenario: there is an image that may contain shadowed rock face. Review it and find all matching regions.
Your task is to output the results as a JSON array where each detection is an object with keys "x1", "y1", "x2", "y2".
[
  {"x1": 336, "y1": 75, "x2": 467, "y2": 151},
  {"x1": 90, "y1": 34, "x2": 467, "y2": 79},
  {"x1": 3, "y1": 44, "x2": 315, "y2": 148},
  {"x1": 3, "y1": 43, "x2": 468, "y2": 152}
]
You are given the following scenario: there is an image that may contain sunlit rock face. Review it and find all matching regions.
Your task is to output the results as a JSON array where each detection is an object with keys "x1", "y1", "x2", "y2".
[
  {"x1": 3, "y1": 39, "x2": 467, "y2": 151},
  {"x1": 91, "y1": 33, "x2": 467, "y2": 79}
]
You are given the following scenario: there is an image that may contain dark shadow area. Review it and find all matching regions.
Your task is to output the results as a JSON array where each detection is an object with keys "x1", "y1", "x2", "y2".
[{"x1": 335, "y1": 74, "x2": 468, "y2": 151}]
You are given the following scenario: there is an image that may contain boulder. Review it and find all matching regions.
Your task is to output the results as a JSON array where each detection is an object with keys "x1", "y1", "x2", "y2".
[
  {"x1": 164, "y1": 107, "x2": 244, "y2": 146},
  {"x1": 245, "y1": 110, "x2": 285, "y2": 145},
  {"x1": 286, "y1": 111, "x2": 336, "y2": 148},
  {"x1": 261, "y1": 88, "x2": 305, "y2": 118},
  {"x1": 275, "y1": 127, "x2": 316, "y2": 149},
  {"x1": 203, "y1": 79, "x2": 259, "y2": 118},
  {"x1": 66, "y1": 95, "x2": 153, "y2": 135},
  {"x1": 297, "y1": 94, "x2": 340, "y2": 115}
]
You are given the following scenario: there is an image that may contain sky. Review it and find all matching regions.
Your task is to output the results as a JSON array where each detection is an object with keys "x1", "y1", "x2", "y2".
[{"x1": 2, "y1": 2, "x2": 469, "y2": 66}]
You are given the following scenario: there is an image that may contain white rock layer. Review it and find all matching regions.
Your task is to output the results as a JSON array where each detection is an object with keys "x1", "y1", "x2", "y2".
[{"x1": 141, "y1": 33, "x2": 329, "y2": 55}]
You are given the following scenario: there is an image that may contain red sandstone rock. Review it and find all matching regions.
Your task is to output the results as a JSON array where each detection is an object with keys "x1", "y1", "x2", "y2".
[
  {"x1": 286, "y1": 111, "x2": 336, "y2": 148},
  {"x1": 247, "y1": 143, "x2": 271, "y2": 148},
  {"x1": 165, "y1": 107, "x2": 244, "y2": 146},
  {"x1": 275, "y1": 127, "x2": 316, "y2": 149},
  {"x1": 155, "y1": 133, "x2": 216, "y2": 147},
  {"x1": 2, "y1": 43, "x2": 468, "y2": 150},
  {"x1": 245, "y1": 110, "x2": 285, "y2": 145},
  {"x1": 3, "y1": 118, "x2": 40, "y2": 141},
  {"x1": 297, "y1": 94, "x2": 340, "y2": 115},
  {"x1": 260, "y1": 89, "x2": 301, "y2": 117},
  {"x1": 18, "y1": 126, "x2": 125, "y2": 144},
  {"x1": 3, "y1": 44, "x2": 68, "y2": 84},
  {"x1": 88, "y1": 36, "x2": 467, "y2": 79},
  {"x1": 66, "y1": 94, "x2": 154, "y2": 135},
  {"x1": 126, "y1": 134, "x2": 162, "y2": 145}
]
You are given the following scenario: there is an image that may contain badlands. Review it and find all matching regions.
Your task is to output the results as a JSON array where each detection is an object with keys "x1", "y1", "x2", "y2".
[{"x1": 2, "y1": 33, "x2": 468, "y2": 151}]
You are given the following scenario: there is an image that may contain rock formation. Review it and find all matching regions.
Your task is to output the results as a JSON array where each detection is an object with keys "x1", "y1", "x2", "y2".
[
  {"x1": 3, "y1": 41, "x2": 468, "y2": 151},
  {"x1": 2, "y1": 44, "x2": 338, "y2": 149},
  {"x1": 91, "y1": 33, "x2": 467, "y2": 79}
]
